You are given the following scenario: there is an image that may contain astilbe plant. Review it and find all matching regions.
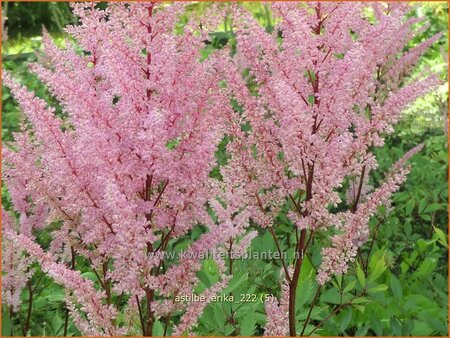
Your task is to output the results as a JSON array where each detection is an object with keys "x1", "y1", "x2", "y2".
[
  {"x1": 1, "y1": 2, "x2": 444, "y2": 337},
  {"x1": 2, "y1": 2, "x2": 246, "y2": 336},
  {"x1": 217, "y1": 2, "x2": 442, "y2": 336}
]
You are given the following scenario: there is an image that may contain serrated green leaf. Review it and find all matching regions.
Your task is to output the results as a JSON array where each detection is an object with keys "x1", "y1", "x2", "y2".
[
  {"x1": 390, "y1": 275, "x2": 402, "y2": 299},
  {"x1": 343, "y1": 280, "x2": 356, "y2": 293},
  {"x1": 338, "y1": 309, "x2": 352, "y2": 332},
  {"x1": 351, "y1": 297, "x2": 369, "y2": 304},
  {"x1": 370, "y1": 313, "x2": 383, "y2": 336},
  {"x1": 296, "y1": 273, "x2": 314, "y2": 309},
  {"x1": 353, "y1": 304, "x2": 366, "y2": 313},
  {"x1": 51, "y1": 314, "x2": 63, "y2": 335},
  {"x1": 2, "y1": 310, "x2": 12, "y2": 336},
  {"x1": 152, "y1": 319, "x2": 164, "y2": 336},
  {"x1": 320, "y1": 287, "x2": 341, "y2": 305},
  {"x1": 81, "y1": 271, "x2": 97, "y2": 282},
  {"x1": 401, "y1": 319, "x2": 414, "y2": 336},
  {"x1": 335, "y1": 274, "x2": 342, "y2": 288},
  {"x1": 368, "y1": 257, "x2": 386, "y2": 284},
  {"x1": 213, "y1": 306, "x2": 225, "y2": 331},
  {"x1": 418, "y1": 198, "x2": 427, "y2": 214},
  {"x1": 390, "y1": 318, "x2": 402, "y2": 336},
  {"x1": 223, "y1": 272, "x2": 248, "y2": 294},
  {"x1": 45, "y1": 292, "x2": 65, "y2": 303},
  {"x1": 433, "y1": 226, "x2": 448, "y2": 248},
  {"x1": 356, "y1": 262, "x2": 366, "y2": 287},
  {"x1": 405, "y1": 199, "x2": 415, "y2": 215},
  {"x1": 240, "y1": 308, "x2": 256, "y2": 335},
  {"x1": 197, "y1": 270, "x2": 213, "y2": 289},
  {"x1": 425, "y1": 203, "x2": 443, "y2": 213},
  {"x1": 367, "y1": 284, "x2": 388, "y2": 293}
]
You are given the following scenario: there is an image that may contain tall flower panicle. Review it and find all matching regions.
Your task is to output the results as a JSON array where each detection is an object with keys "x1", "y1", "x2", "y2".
[
  {"x1": 2, "y1": 2, "x2": 238, "y2": 335},
  {"x1": 1, "y1": 210, "x2": 34, "y2": 313},
  {"x1": 264, "y1": 271, "x2": 290, "y2": 336},
  {"x1": 1, "y1": 2, "x2": 442, "y2": 337},
  {"x1": 219, "y1": 2, "x2": 441, "y2": 335}
]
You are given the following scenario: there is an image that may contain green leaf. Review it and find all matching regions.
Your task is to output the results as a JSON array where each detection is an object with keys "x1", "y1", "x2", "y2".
[
  {"x1": 367, "y1": 284, "x2": 388, "y2": 293},
  {"x1": 425, "y1": 203, "x2": 443, "y2": 213},
  {"x1": 368, "y1": 257, "x2": 386, "y2": 284},
  {"x1": 405, "y1": 199, "x2": 415, "y2": 215},
  {"x1": 353, "y1": 304, "x2": 366, "y2": 313},
  {"x1": 51, "y1": 314, "x2": 63, "y2": 335},
  {"x1": 197, "y1": 270, "x2": 213, "y2": 289},
  {"x1": 296, "y1": 273, "x2": 314, "y2": 309},
  {"x1": 152, "y1": 319, "x2": 164, "y2": 336},
  {"x1": 401, "y1": 320, "x2": 414, "y2": 336},
  {"x1": 320, "y1": 288, "x2": 341, "y2": 305},
  {"x1": 390, "y1": 318, "x2": 402, "y2": 336},
  {"x1": 355, "y1": 325, "x2": 369, "y2": 335},
  {"x1": 412, "y1": 320, "x2": 433, "y2": 336},
  {"x1": 240, "y1": 308, "x2": 256, "y2": 335},
  {"x1": 370, "y1": 313, "x2": 383, "y2": 336},
  {"x1": 200, "y1": 307, "x2": 216, "y2": 330},
  {"x1": 2, "y1": 310, "x2": 12, "y2": 336},
  {"x1": 213, "y1": 306, "x2": 225, "y2": 332},
  {"x1": 343, "y1": 280, "x2": 356, "y2": 293},
  {"x1": 335, "y1": 275, "x2": 342, "y2": 289},
  {"x1": 389, "y1": 275, "x2": 402, "y2": 299},
  {"x1": 421, "y1": 313, "x2": 447, "y2": 334},
  {"x1": 433, "y1": 226, "x2": 448, "y2": 248},
  {"x1": 413, "y1": 257, "x2": 437, "y2": 278},
  {"x1": 356, "y1": 262, "x2": 366, "y2": 287},
  {"x1": 351, "y1": 297, "x2": 369, "y2": 304},
  {"x1": 418, "y1": 198, "x2": 427, "y2": 214},
  {"x1": 223, "y1": 325, "x2": 235, "y2": 335},
  {"x1": 299, "y1": 255, "x2": 316, "y2": 281},
  {"x1": 45, "y1": 292, "x2": 65, "y2": 303},
  {"x1": 81, "y1": 271, "x2": 97, "y2": 283},
  {"x1": 338, "y1": 309, "x2": 352, "y2": 332},
  {"x1": 223, "y1": 272, "x2": 248, "y2": 294},
  {"x1": 203, "y1": 259, "x2": 219, "y2": 279}
]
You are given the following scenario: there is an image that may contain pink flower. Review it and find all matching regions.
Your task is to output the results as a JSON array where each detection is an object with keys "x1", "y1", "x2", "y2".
[
  {"x1": 218, "y1": 3, "x2": 440, "y2": 334},
  {"x1": 2, "y1": 2, "x2": 239, "y2": 334}
]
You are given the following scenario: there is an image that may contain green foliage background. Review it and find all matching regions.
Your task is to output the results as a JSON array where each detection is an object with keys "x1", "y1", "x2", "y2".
[{"x1": 1, "y1": 2, "x2": 448, "y2": 336}]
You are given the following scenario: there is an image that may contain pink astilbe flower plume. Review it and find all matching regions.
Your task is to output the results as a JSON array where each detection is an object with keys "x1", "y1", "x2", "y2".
[
  {"x1": 219, "y1": 2, "x2": 441, "y2": 336},
  {"x1": 1, "y1": 2, "x2": 443, "y2": 336},
  {"x1": 2, "y1": 2, "x2": 238, "y2": 335},
  {"x1": 2, "y1": 210, "x2": 34, "y2": 313}
]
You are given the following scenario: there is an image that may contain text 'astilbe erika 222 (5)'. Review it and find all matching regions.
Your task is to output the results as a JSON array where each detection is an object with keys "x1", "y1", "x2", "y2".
[
  {"x1": 1, "y1": 2, "x2": 444, "y2": 337},
  {"x1": 2, "y1": 2, "x2": 247, "y2": 336},
  {"x1": 218, "y1": 2, "x2": 442, "y2": 337}
]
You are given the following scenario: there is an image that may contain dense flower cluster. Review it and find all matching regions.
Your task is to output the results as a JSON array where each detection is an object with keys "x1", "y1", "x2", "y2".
[
  {"x1": 218, "y1": 2, "x2": 441, "y2": 335},
  {"x1": 2, "y1": 2, "x2": 241, "y2": 335},
  {"x1": 2, "y1": 2, "x2": 441, "y2": 336}
]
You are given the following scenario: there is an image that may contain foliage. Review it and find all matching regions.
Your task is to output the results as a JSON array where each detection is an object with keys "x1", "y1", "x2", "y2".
[{"x1": 2, "y1": 2, "x2": 75, "y2": 41}]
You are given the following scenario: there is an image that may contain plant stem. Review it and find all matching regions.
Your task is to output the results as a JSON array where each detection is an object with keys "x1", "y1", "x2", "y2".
[
  {"x1": 364, "y1": 217, "x2": 385, "y2": 274},
  {"x1": 288, "y1": 228, "x2": 307, "y2": 336},
  {"x1": 300, "y1": 285, "x2": 322, "y2": 336},
  {"x1": 9, "y1": 305, "x2": 14, "y2": 336},
  {"x1": 63, "y1": 246, "x2": 76, "y2": 336},
  {"x1": 136, "y1": 295, "x2": 146, "y2": 336},
  {"x1": 23, "y1": 279, "x2": 33, "y2": 335},
  {"x1": 145, "y1": 289, "x2": 155, "y2": 336},
  {"x1": 163, "y1": 312, "x2": 172, "y2": 336},
  {"x1": 269, "y1": 227, "x2": 291, "y2": 283},
  {"x1": 351, "y1": 165, "x2": 366, "y2": 213},
  {"x1": 287, "y1": 158, "x2": 315, "y2": 336},
  {"x1": 306, "y1": 302, "x2": 352, "y2": 336}
]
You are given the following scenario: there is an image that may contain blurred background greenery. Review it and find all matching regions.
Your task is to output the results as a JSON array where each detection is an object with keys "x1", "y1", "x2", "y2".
[{"x1": 1, "y1": 2, "x2": 448, "y2": 336}]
